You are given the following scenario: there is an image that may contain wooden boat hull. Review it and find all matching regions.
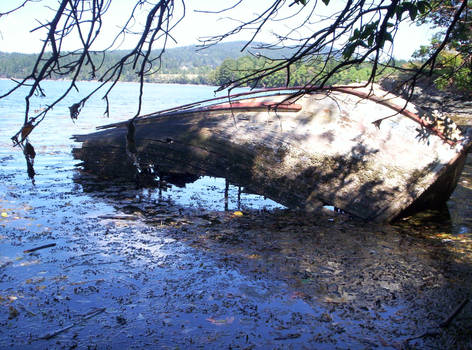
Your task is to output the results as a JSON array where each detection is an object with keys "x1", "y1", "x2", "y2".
[{"x1": 73, "y1": 87, "x2": 472, "y2": 222}]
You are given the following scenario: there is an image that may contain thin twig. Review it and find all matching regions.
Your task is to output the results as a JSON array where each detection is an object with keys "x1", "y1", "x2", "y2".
[
  {"x1": 23, "y1": 243, "x2": 56, "y2": 254},
  {"x1": 439, "y1": 298, "x2": 469, "y2": 328},
  {"x1": 38, "y1": 307, "x2": 106, "y2": 340},
  {"x1": 405, "y1": 298, "x2": 470, "y2": 344}
]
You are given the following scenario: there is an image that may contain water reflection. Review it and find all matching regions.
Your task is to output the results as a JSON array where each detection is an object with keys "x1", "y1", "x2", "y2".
[
  {"x1": 394, "y1": 204, "x2": 453, "y2": 231},
  {"x1": 74, "y1": 169, "x2": 284, "y2": 213},
  {"x1": 399, "y1": 153, "x2": 472, "y2": 236}
]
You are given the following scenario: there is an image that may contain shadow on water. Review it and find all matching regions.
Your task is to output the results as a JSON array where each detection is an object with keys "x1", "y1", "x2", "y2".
[
  {"x1": 396, "y1": 152, "x2": 472, "y2": 235},
  {"x1": 1, "y1": 148, "x2": 471, "y2": 349},
  {"x1": 69, "y1": 151, "x2": 472, "y2": 349}
]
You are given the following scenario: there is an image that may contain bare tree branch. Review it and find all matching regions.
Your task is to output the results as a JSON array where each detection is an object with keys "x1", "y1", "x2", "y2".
[
  {"x1": 194, "y1": 0, "x2": 243, "y2": 14},
  {"x1": 0, "y1": 0, "x2": 30, "y2": 18},
  {"x1": 0, "y1": 0, "x2": 470, "y2": 181}
]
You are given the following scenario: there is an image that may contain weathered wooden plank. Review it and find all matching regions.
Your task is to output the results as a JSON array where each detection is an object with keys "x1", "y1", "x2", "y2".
[{"x1": 73, "y1": 88, "x2": 472, "y2": 222}]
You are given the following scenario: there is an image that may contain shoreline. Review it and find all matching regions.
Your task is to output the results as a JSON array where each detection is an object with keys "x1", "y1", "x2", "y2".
[{"x1": 0, "y1": 76, "x2": 218, "y2": 89}]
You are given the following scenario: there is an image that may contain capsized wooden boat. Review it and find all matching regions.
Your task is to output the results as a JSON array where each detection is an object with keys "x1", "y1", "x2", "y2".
[{"x1": 72, "y1": 85, "x2": 472, "y2": 222}]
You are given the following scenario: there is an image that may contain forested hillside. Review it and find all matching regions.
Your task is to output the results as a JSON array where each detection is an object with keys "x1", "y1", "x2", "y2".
[
  {"x1": 0, "y1": 41, "x2": 400, "y2": 87},
  {"x1": 0, "y1": 42, "x2": 251, "y2": 83}
]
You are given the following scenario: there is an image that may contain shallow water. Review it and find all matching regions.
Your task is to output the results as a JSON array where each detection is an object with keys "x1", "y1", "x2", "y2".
[{"x1": 1, "y1": 80, "x2": 471, "y2": 349}]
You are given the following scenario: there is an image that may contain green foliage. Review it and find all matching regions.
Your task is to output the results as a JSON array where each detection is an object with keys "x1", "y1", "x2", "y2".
[
  {"x1": 212, "y1": 55, "x2": 394, "y2": 88},
  {"x1": 0, "y1": 41, "x2": 304, "y2": 86},
  {"x1": 342, "y1": 1, "x2": 432, "y2": 61},
  {"x1": 412, "y1": 1, "x2": 471, "y2": 94},
  {"x1": 395, "y1": 1, "x2": 430, "y2": 21},
  {"x1": 0, "y1": 43, "x2": 395, "y2": 88},
  {"x1": 0, "y1": 42, "x2": 253, "y2": 85},
  {"x1": 426, "y1": 49, "x2": 472, "y2": 92}
]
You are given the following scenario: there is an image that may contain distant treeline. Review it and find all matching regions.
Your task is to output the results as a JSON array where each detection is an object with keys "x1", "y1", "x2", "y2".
[
  {"x1": 0, "y1": 42, "x2": 403, "y2": 87},
  {"x1": 212, "y1": 56, "x2": 403, "y2": 88}
]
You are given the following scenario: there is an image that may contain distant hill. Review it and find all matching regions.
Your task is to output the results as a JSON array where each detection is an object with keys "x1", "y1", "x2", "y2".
[
  {"x1": 0, "y1": 41, "x2": 294, "y2": 80},
  {"x1": 162, "y1": 42, "x2": 250, "y2": 71},
  {"x1": 160, "y1": 41, "x2": 297, "y2": 70},
  {"x1": 0, "y1": 42, "x2": 394, "y2": 87}
]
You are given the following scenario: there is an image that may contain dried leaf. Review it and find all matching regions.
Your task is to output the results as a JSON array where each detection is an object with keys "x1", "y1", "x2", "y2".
[
  {"x1": 116, "y1": 315, "x2": 127, "y2": 325},
  {"x1": 290, "y1": 291, "x2": 306, "y2": 299},
  {"x1": 372, "y1": 119, "x2": 382, "y2": 129},
  {"x1": 377, "y1": 336, "x2": 388, "y2": 346},
  {"x1": 25, "y1": 157, "x2": 35, "y2": 181},
  {"x1": 21, "y1": 122, "x2": 34, "y2": 141},
  {"x1": 24, "y1": 142, "x2": 36, "y2": 160},
  {"x1": 247, "y1": 254, "x2": 260, "y2": 259},
  {"x1": 8, "y1": 306, "x2": 19, "y2": 319},
  {"x1": 22, "y1": 140, "x2": 36, "y2": 182},
  {"x1": 274, "y1": 333, "x2": 301, "y2": 340},
  {"x1": 206, "y1": 316, "x2": 234, "y2": 326},
  {"x1": 69, "y1": 101, "x2": 84, "y2": 120}
]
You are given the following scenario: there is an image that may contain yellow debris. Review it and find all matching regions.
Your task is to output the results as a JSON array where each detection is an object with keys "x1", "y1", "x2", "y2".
[{"x1": 247, "y1": 254, "x2": 261, "y2": 259}]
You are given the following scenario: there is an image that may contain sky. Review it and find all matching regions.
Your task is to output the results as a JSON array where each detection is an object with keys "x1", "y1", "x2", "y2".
[{"x1": 0, "y1": 0, "x2": 435, "y2": 60}]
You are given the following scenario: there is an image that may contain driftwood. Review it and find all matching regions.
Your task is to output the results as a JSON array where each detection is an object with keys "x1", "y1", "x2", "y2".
[
  {"x1": 98, "y1": 214, "x2": 140, "y2": 221},
  {"x1": 23, "y1": 243, "x2": 56, "y2": 254}
]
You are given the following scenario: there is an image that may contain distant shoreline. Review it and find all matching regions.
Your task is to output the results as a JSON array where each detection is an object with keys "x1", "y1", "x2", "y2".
[{"x1": 0, "y1": 76, "x2": 217, "y2": 89}]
